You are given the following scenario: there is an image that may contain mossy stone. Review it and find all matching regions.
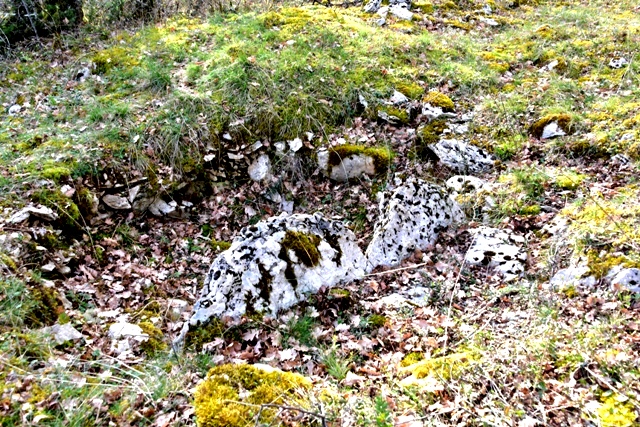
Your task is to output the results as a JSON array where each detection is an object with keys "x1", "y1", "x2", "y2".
[
  {"x1": 396, "y1": 82, "x2": 425, "y2": 99},
  {"x1": 423, "y1": 91, "x2": 455, "y2": 112},
  {"x1": 138, "y1": 321, "x2": 167, "y2": 356},
  {"x1": 327, "y1": 144, "x2": 394, "y2": 176},
  {"x1": 528, "y1": 114, "x2": 572, "y2": 139},
  {"x1": 378, "y1": 105, "x2": 410, "y2": 124},
  {"x1": 281, "y1": 230, "x2": 321, "y2": 267}
]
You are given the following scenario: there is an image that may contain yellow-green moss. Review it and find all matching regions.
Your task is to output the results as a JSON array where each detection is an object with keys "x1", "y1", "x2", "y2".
[
  {"x1": 327, "y1": 144, "x2": 394, "y2": 175},
  {"x1": 41, "y1": 166, "x2": 71, "y2": 182},
  {"x1": 518, "y1": 204, "x2": 541, "y2": 216},
  {"x1": 211, "y1": 239, "x2": 232, "y2": 251},
  {"x1": 528, "y1": 114, "x2": 572, "y2": 139},
  {"x1": 194, "y1": 364, "x2": 311, "y2": 427},
  {"x1": 412, "y1": 1, "x2": 433, "y2": 13},
  {"x1": 400, "y1": 352, "x2": 424, "y2": 367},
  {"x1": 0, "y1": 252, "x2": 17, "y2": 271},
  {"x1": 423, "y1": 91, "x2": 455, "y2": 112},
  {"x1": 554, "y1": 171, "x2": 586, "y2": 190},
  {"x1": 396, "y1": 82, "x2": 425, "y2": 99},
  {"x1": 405, "y1": 350, "x2": 479, "y2": 380},
  {"x1": 92, "y1": 46, "x2": 139, "y2": 75},
  {"x1": 417, "y1": 119, "x2": 447, "y2": 147},
  {"x1": 597, "y1": 393, "x2": 637, "y2": 427},
  {"x1": 378, "y1": 105, "x2": 410, "y2": 124},
  {"x1": 185, "y1": 318, "x2": 227, "y2": 351},
  {"x1": 560, "y1": 285, "x2": 579, "y2": 299},
  {"x1": 32, "y1": 189, "x2": 81, "y2": 230},
  {"x1": 138, "y1": 321, "x2": 168, "y2": 356},
  {"x1": 25, "y1": 285, "x2": 64, "y2": 328},
  {"x1": 281, "y1": 230, "x2": 321, "y2": 267},
  {"x1": 368, "y1": 314, "x2": 387, "y2": 328}
]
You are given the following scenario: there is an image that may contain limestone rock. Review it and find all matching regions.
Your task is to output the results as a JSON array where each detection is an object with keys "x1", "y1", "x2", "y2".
[
  {"x1": 389, "y1": 5, "x2": 413, "y2": 20},
  {"x1": 317, "y1": 146, "x2": 391, "y2": 182},
  {"x1": 103, "y1": 194, "x2": 131, "y2": 210},
  {"x1": 365, "y1": 178, "x2": 464, "y2": 271},
  {"x1": 429, "y1": 138, "x2": 495, "y2": 174},
  {"x1": 390, "y1": 90, "x2": 409, "y2": 105},
  {"x1": 445, "y1": 175, "x2": 486, "y2": 193},
  {"x1": 8, "y1": 104, "x2": 21, "y2": 115},
  {"x1": 548, "y1": 266, "x2": 595, "y2": 289},
  {"x1": 465, "y1": 227, "x2": 526, "y2": 280},
  {"x1": 248, "y1": 154, "x2": 272, "y2": 181},
  {"x1": 540, "y1": 121, "x2": 566, "y2": 139},
  {"x1": 174, "y1": 213, "x2": 366, "y2": 349},
  {"x1": 9, "y1": 206, "x2": 58, "y2": 223},
  {"x1": 607, "y1": 267, "x2": 640, "y2": 292},
  {"x1": 45, "y1": 323, "x2": 84, "y2": 345},
  {"x1": 108, "y1": 322, "x2": 148, "y2": 356},
  {"x1": 363, "y1": 0, "x2": 382, "y2": 13},
  {"x1": 148, "y1": 198, "x2": 175, "y2": 216},
  {"x1": 609, "y1": 57, "x2": 628, "y2": 69}
]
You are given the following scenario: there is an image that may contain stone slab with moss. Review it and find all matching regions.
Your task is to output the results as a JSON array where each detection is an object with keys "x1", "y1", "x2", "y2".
[
  {"x1": 365, "y1": 177, "x2": 464, "y2": 271},
  {"x1": 174, "y1": 213, "x2": 365, "y2": 351},
  {"x1": 317, "y1": 144, "x2": 393, "y2": 182}
]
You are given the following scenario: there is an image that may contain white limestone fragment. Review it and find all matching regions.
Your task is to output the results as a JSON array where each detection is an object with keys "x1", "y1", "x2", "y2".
[
  {"x1": 389, "y1": 5, "x2": 413, "y2": 20},
  {"x1": 609, "y1": 57, "x2": 628, "y2": 69},
  {"x1": 365, "y1": 178, "x2": 464, "y2": 271},
  {"x1": 608, "y1": 267, "x2": 640, "y2": 293},
  {"x1": 44, "y1": 323, "x2": 84, "y2": 345},
  {"x1": 318, "y1": 147, "x2": 387, "y2": 182},
  {"x1": 148, "y1": 198, "x2": 175, "y2": 216},
  {"x1": 540, "y1": 121, "x2": 566, "y2": 139},
  {"x1": 9, "y1": 206, "x2": 58, "y2": 223},
  {"x1": 445, "y1": 175, "x2": 486, "y2": 193},
  {"x1": 248, "y1": 154, "x2": 271, "y2": 181},
  {"x1": 465, "y1": 227, "x2": 527, "y2": 280},
  {"x1": 390, "y1": 90, "x2": 409, "y2": 105},
  {"x1": 103, "y1": 194, "x2": 131, "y2": 210},
  {"x1": 547, "y1": 266, "x2": 595, "y2": 289}
]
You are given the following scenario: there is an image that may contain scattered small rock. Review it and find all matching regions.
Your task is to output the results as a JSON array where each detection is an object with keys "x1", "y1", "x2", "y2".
[
  {"x1": 389, "y1": 5, "x2": 413, "y2": 20},
  {"x1": 44, "y1": 323, "x2": 84, "y2": 345},
  {"x1": 607, "y1": 267, "x2": 640, "y2": 293},
  {"x1": 103, "y1": 194, "x2": 132, "y2": 210},
  {"x1": 8, "y1": 105, "x2": 21, "y2": 115},
  {"x1": 609, "y1": 57, "x2": 628, "y2": 69},
  {"x1": 363, "y1": 0, "x2": 382, "y2": 13},
  {"x1": 148, "y1": 198, "x2": 176, "y2": 216},
  {"x1": 445, "y1": 175, "x2": 486, "y2": 193},
  {"x1": 465, "y1": 227, "x2": 527, "y2": 280},
  {"x1": 540, "y1": 121, "x2": 566, "y2": 139},
  {"x1": 548, "y1": 266, "x2": 595, "y2": 289},
  {"x1": 248, "y1": 154, "x2": 272, "y2": 181},
  {"x1": 9, "y1": 206, "x2": 58, "y2": 223}
]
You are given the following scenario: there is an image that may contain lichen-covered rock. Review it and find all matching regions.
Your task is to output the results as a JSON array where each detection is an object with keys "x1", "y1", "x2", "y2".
[
  {"x1": 445, "y1": 175, "x2": 486, "y2": 193},
  {"x1": 365, "y1": 178, "x2": 464, "y2": 271},
  {"x1": 429, "y1": 138, "x2": 496, "y2": 174},
  {"x1": 248, "y1": 153, "x2": 271, "y2": 181},
  {"x1": 607, "y1": 267, "x2": 640, "y2": 292},
  {"x1": 174, "y1": 213, "x2": 365, "y2": 349},
  {"x1": 317, "y1": 145, "x2": 392, "y2": 182},
  {"x1": 465, "y1": 227, "x2": 527, "y2": 280}
]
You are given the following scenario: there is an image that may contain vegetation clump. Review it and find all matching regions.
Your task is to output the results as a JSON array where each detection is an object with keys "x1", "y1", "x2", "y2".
[
  {"x1": 401, "y1": 352, "x2": 424, "y2": 367},
  {"x1": 281, "y1": 230, "x2": 322, "y2": 267},
  {"x1": 377, "y1": 105, "x2": 410, "y2": 124},
  {"x1": 327, "y1": 144, "x2": 394, "y2": 175},
  {"x1": 403, "y1": 350, "x2": 479, "y2": 381},
  {"x1": 185, "y1": 318, "x2": 227, "y2": 351},
  {"x1": 193, "y1": 364, "x2": 311, "y2": 427},
  {"x1": 528, "y1": 113, "x2": 572, "y2": 139},
  {"x1": 24, "y1": 285, "x2": 64, "y2": 328},
  {"x1": 396, "y1": 82, "x2": 425, "y2": 99},
  {"x1": 367, "y1": 314, "x2": 387, "y2": 329},
  {"x1": 138, "y1": 321, "x2": 167, "y2": 356},
  {"x1": 210, "y1": 239, "x2": 232, "y2": 251},
  {"x1": 423, "y1": 91, "x2": 455, "y2": 112}
]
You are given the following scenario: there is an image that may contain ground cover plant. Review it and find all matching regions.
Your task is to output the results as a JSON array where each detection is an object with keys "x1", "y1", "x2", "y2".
[{"x1": 1, "y1": 0, "x2": 640, "y2": 425}]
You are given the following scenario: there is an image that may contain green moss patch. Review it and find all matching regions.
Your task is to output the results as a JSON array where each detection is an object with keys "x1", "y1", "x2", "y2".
[
  {"x1": 194, "y1": 364, "x2": 311, "y2": 427},
  {"x1": 378, "y1": 105, "x2": 410, "y2": 124},
  {"x1": 138, "y1": 321, "x2": 168, "y2": 356},
  {"x1": 423, "y1": 91, "x2": 455, "y2": 111},
  {"x1": 281, "y1": 230, "x2": 322, "y2": 268}
]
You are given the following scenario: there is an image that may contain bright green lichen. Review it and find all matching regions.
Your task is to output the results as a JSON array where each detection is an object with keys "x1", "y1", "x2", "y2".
[
  {"x1": 281, "y1": 230, "x2": 321, "y2": 267},
  {"x1": 41, "y1": 166, "x2": 71, "y2": 182},
  {"x1": 528, "y1": 113, "x2": 572, "y2": 139},
  {"x1": 406, "y1": 350, "x2": 480, "y2": 380},
  {"x1": 193, "y1": 364, "x2": 312, "y2": 427},
  {"x1": 423, "y1": 91, "x2": 455, "y2": 112},
  {"x1": 210, "y1": 239, "x2": 231, "y2": 251},
  {"x1": 327, "y1": 144, "x2": 394, "y2": 175},
  {"x1": 367, "y1": 314, "x2": 387, "y2": 329}
]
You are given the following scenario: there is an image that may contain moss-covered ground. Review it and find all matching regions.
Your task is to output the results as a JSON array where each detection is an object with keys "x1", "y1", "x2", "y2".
[{"x1": 1, "y1": 0, "x2": 640, "y2": 425}]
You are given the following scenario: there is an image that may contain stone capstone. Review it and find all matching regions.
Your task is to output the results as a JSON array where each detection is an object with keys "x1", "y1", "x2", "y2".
[
  {"x1": 174, "y1": 213, "x2": 366, "y2": 349},
  {"x1": 465, "y1": 227, "x2": 526, "y2": 280},
  {"x1": 428, "y1": 138, "x2": 495, "y2": 174},
  {"x1": 365, "y1": 178, "x2": 464, "y2": 272}
]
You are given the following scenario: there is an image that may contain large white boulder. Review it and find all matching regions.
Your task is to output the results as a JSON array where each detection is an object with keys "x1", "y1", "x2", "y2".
[
  {"x1": 365, "y1": 178, "x2": 464, "y2": 271},
  {"x1": 174, "y1": 213, "x2": 366, "y2": 349}
]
